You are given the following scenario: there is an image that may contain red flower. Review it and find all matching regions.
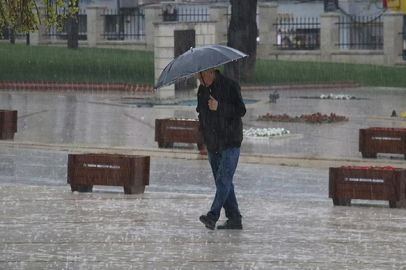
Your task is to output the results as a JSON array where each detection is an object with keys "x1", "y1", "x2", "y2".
[
  {"x1": 257, "y1": 113, "x2": 348, "y2": 124},
  {"x1": 340, "y1": 165, "x2": 395, "y2": 170},
  {"x1": 370, "y1": 127, "x2": 406, "y2": 132}
]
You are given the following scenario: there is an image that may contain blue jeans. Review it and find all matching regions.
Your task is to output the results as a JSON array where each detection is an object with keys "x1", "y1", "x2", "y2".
[{"x1": 206, "y1": 147, "x2": 241, "y2": 222}]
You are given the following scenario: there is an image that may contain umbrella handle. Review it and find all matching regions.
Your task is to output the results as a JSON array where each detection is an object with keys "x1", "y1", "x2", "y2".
[
  {"x1": 199, "y1": 72, "x2": 206, "y2": 87},
  {"x1": 199, "y1": 72, "x2": 212, "y2": 97}
]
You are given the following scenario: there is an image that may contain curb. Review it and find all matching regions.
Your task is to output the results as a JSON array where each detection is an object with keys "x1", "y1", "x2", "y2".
[
  {"x1": 1, "y1": 140, "x2": 405, "y2": 170},
  {"x1": 241, "y1": 81, "x2": 361, "y2": 91},
  {"x1": 0, "y1": 81, "x2": 155, "y2": 93},
  {"x1": 0, "y1": 81, "x2": 360, "y2": 93}
]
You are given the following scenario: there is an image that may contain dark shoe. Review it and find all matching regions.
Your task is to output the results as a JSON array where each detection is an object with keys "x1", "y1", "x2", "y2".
[
  {"x1": 199, "y1": 215, "x2": 215, "y2": 230},
  {"x1": 217, "y1": 219, "x2": 243, "y2": 230}
]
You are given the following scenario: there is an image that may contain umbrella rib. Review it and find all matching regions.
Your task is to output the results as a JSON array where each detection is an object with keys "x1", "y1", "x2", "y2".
[{"x1": 154, "y1": 45, "x2": 248, "y2": 89}]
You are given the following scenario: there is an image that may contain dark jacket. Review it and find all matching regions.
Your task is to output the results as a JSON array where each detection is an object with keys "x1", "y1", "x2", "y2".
[{"x1": 196, "y1": 70, "x2": 246, "y2": 153}]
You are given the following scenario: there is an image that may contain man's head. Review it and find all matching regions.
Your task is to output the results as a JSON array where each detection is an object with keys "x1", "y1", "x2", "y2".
[{"x1": 195, "y1": 68, "x2": 216, "y2": 87}]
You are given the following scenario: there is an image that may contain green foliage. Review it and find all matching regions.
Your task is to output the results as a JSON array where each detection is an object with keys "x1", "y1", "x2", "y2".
[
  {"x1": 41, "y1": 0, "x2": 79, "y2": 31},
  {"x1": 0, "y1": 0, "x2": 38, "y2": 33},
  {"x1": 0, "y1": 0, "x2": 78, "y2": 35},
  {"x1": 0, "y1": 44, "x2": 154, "y2": 84}
]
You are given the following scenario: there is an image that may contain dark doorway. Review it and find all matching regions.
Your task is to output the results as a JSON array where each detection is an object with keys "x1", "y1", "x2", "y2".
[{"x1": 174, "y1": 30, "x2": 196, "y2": 91}]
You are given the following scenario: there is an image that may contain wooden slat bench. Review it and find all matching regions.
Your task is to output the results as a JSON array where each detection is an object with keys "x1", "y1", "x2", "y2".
[
  {"x1": 68, "y1": 154, "x2": 150, "y2": 194},
  {"x1": 329, "y1": 166, "x2": 406, "y2": 208},
  {"x1": 0, "y1": 110, "x2": 17, "y2": 140}
]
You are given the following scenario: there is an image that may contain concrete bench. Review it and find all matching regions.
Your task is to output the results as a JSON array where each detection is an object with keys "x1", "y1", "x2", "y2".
[
  {"x1": 359, "y1": 127, "x2": 406, "y2": 159},
  {"x1": 68, "y1": 153, "x2": 150, "y2": 194},
  {"x1": 329, "y1": 166, "x2": 406, "y2": 208},
  {"x1": 0, "y1": 110, "x2": 17, "y2": 140},
  {"x1": 155, "y1": 118, "x2": 205, "y2": 150}
]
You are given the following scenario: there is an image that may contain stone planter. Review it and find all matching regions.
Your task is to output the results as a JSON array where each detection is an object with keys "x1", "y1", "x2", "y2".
[
  {"x1": 68, "y1": 153, "x2": 150, "y2": 194},
  {"x1": 0, "y1": 110, "x2": 17, "y2": 140},
  {"x1": 359, "y1": 127, "x2": 406, "y2": 159},
  {"x1": 155, "y1": 118, "x2": 205, "y2": 150},
  {"x1": 329, "y1": 166, "x2": 406, "y2": 208}
]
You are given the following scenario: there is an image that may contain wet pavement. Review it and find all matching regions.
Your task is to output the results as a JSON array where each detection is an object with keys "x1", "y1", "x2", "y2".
[
  {"x1": 2, "y1": 87, "x2": 406, "y2": 161},
  {"x1": 2, "y1": 87, "x2": 406, "y2": 269}
]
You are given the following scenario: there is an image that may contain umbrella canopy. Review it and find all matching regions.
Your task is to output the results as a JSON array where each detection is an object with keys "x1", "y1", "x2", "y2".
[{"x1": 154, "y1": 45, "x2": 248, "y2": 89}]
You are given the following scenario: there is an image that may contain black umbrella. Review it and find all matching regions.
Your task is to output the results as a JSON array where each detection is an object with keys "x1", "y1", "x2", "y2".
[{"x1": 154, "y1": 45, "x2": 248, "y2": 89}]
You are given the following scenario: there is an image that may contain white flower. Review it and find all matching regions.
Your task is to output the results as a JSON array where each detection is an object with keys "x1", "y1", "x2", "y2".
[
  {"x1": 320, "y1": 94, "x2": 354, "y2": 100},
  {"x1": 243, "y1": 128, "x2": 290, "y2": 137},
  {"x1": 169, "y1": 118, "x2": 198, "y2": 121}
]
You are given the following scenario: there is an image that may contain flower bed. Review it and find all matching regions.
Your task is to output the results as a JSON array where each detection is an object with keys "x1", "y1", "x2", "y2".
[
  {"x1": 243, "y1": 127, "x2": 290, "y2": 137},
  {"x1": 168, "y1": 118, "x2": 198, "y2": 121},
  {"x1": 257, "y1": 113, "x2": 348, "y2": 124},
  {"x1": 155, "y1": 118, "x2": 205, "y2": 150},
  {"x1": 340, "y1": 165, "x2": 394, "y2": 170},
  {"x1": 68, "y1": 154, "x2": 150, "y2": 194},
  {"x1": 0, "y1": 110, "x2": 17, "y2": 140},
  {"x1": 369, "y1": 127, "x2": 406, "y2": 131},
  {"x1": 292, "y1": 94, "x2": 363, "y2": 100},
  {"x1": 329, "y1": 166, "x2": 406, "y2": 208},
  {"x1": 320, "y1": 94, "x2": 355, "y2": 100},
  {"x1": 359, "y1": 127, "x2": 406, "y2": 159}
]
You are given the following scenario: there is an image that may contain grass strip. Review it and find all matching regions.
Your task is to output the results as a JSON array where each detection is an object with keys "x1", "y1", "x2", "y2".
[{"x1": 1, "y1": 43, "x2": 406, "y2": 87}]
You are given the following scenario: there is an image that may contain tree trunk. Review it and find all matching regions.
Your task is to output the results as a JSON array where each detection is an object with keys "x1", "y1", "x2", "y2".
[
  {"x1": 67, "y1": 2, "x2": 79, "y2": 49},
  {"x1": 9, "y1": 28, "x2": 15, "y2": 44},
  {"x1": 225, "y1": 0, "x2": 258, "y2": 82}
]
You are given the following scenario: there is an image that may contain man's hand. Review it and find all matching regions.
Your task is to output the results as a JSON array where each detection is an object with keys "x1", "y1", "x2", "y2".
[{"x1": 208, "y1": 95, "x2": 218, "y2": 111}]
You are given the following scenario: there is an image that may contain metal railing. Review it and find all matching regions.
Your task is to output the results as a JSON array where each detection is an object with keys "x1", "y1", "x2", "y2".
[
  {"x1": 162, "y1": 5, "x2": 209, "y2": 22},
  {"x1": 101, "y1": 8, "x2": 145, "y2": 41},
  {"x1": 337, "y1": 15, "x2": 383, "y2": 50},
  {"x1": 177, "y1": 6, "x2": 209, "y2": 22},
  {"x1": 1, "y1": 26, "x2": 30, "y2": 42},
  {"x1": 275, "y1": 16, "x2": 320, "y2": 50},
  {"x1": 45, "y1": 9, "x2": 87, "y2": 40}
]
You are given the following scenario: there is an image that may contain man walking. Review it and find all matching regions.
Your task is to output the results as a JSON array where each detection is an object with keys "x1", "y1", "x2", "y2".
[{"x1": 195, "y1": 68, "x2": 246, "y2": 230}]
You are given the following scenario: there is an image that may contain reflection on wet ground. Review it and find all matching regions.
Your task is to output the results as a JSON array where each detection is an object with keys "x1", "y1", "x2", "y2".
[
  {"x1": 2, "y1": 146, "x2": 406, "y2": 269},
  {"x1": 2, "y1": 87, "x2": 406, "y2": 159},
  {"x1": 2, "y1": 87, "x2": 406, "y2": 269}
]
